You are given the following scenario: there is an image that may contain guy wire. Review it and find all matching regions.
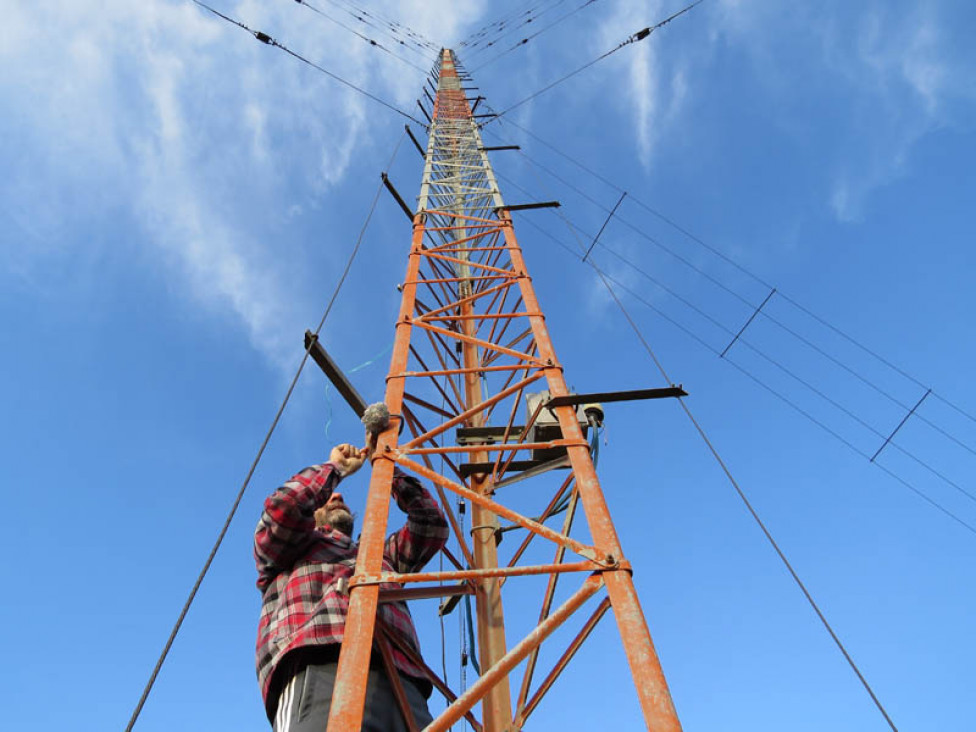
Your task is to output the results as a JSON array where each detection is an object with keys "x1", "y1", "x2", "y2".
[{"x1": 123, "y1": 131, "x2": 406, "y2": 731}]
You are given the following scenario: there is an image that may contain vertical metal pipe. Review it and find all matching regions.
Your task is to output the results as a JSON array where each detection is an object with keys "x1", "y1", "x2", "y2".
[
  {"x1": 442, "y1": 48, "x2": 513, "y2": 729},
  {"x1": 501, "y1": 211, "x2": 682, "y2": 730},
  {"x1": 330, "y1": 46, "x2": 681, "y2": 732},
  {"x1": 326, "y1": 215, "x2": 427, "y2": 730}
]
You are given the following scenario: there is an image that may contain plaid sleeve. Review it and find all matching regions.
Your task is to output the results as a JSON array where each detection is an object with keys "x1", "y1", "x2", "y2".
[
  {"x1": 385, "y1": 469, "x2": 449, "y2": 574},
  {"x1": 254, "y1": 463, "x2": 339, "y2": 592}
]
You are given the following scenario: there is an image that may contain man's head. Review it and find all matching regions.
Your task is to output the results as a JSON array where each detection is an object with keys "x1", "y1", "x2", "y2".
[{"x1": 314, "y1": 491, "x2": 355, "y2": 536}]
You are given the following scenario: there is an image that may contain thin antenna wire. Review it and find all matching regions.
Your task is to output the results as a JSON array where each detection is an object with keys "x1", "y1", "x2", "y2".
[
  {"x1": 489, "y1": 121, "x2": 976, "y2": 461},
  {"x1": 491, "y1": 117, "x2": 976, "y2": 434},
  {"x1": 591, "y1": 262, "x2": 901, "y2": 731},
  {"x1": 291, "y1": 0, "x2": 429, "y2": 72},
  {"x1": 191, "y1": 0, "x2": 426, "y2": 126},
  {"x1": 489, "y1": 0, "x2": 706, "y2": 121},
  {"x1": 508, "y1": 191, "x2": 976, "y2": 533},
  {"x1": 521, "y1": 170, "x2": 913, "y2": 725},
  {"x1": 472, "y1": 0, "x2": 601, "y2": 72}
]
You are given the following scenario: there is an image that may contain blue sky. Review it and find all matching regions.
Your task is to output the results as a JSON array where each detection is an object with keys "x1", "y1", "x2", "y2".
[{"x1": 2, "y1": 1, "x2": 975, "y2": 730}]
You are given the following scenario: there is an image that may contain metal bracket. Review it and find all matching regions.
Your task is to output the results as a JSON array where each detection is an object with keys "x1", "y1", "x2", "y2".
[
  {"x1": 405, "y1": 125, "x2": 426, "y2": 159},
  {"x1": 496, "y1": 201, "x2": 561, "y2": 213},
  {"x1": 304, "y1": 330, "x2": 368, "y2": 417},
  {"x1": 545, "y1": 386, "x2": 687, "y2": 408},
  {"x1": 381, "y1": 173, "x2": 415, "y2": 222}
]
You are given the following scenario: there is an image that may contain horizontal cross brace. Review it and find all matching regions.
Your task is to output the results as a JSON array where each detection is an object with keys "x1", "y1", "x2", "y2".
[
  {"x1": 427, "y1": 230, "x2": 502, "y2": 252},
  {"x1": 392, "y1": 364, "x2": 535, "y2": 379},
  {"x1": 406, "y1": 275, "x2": 504, "y2": 284},
  {"x1": 377, "y1": 583, "x2": 475, "y2": 604},
  {"x1": 424, "y1": 209, "x2": 504, "y2": 226},
  {"x1": 419, "y1": 313, "x2": 538, "y2": 323},
  {"x1": 402, "y1": 439, "x2": 587, "y2": 456},
  {"x1": 354, "y1": 561, "x2": 602, "y2": 588},
  {"x1": 460, "y1": 460, "x2": 544, "y2": 478},
  {"x1": 409, "y1": 321, "x2": 543, "y2": 365},
  {"x1": 430, "y1": 246, "x2": 513, "y2": 255},
  {"x1": 422, "y1": 251, "x2": 517, "y2": 277},
  {"x1": 414, "y1": 280, "x2": 517, "y2": 320},
  {"x1": 425, "y1": 224, "x2": 500, "y2": 233}
]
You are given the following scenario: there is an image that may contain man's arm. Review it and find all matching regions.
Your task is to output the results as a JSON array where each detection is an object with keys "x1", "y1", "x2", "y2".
[
  {"x1": 386, "y1": 470, "x2": 449, "y2": 574},
  {"x1": 254, "y1": 444, "x2": 366, "y2": 592}
]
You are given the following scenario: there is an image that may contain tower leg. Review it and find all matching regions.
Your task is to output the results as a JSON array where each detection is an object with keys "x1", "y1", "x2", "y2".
[{"x1": 605, "y1": 571, "x2": 682, "y2": 730}]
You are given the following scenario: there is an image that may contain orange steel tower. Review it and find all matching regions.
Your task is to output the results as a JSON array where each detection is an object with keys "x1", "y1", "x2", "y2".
[{"x1": 327, "y1": 49, "x2": 682, "y2": 731}]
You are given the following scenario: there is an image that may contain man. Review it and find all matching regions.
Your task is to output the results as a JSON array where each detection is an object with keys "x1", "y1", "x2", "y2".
[{"x1": 254, "y1": 441, "x2": 449, "y2": 731}]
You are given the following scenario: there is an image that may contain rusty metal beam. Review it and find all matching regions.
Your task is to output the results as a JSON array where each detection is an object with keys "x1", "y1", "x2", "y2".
[
  {"x1": 303, "y1": 330, "x2": 368, "y2": 417},
  {"x1": 330, "y1": 49, "x2": 682, "y2": 732},
  {"x1": 426, "y1": 573, "x2": 605, "y2": 732},
  {"x1": 518, "y1": 597, "x2": 612, "y2": 725}
]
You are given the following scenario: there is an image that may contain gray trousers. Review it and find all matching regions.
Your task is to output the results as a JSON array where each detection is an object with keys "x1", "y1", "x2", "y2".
[{"x1": 273, "y1": 661, "x2": 435, "y2": 732}]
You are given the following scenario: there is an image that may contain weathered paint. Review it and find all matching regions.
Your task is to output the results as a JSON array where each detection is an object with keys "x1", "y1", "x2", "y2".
[
  {"x1": 518, "y1": 597, "x2": 612, "y2": 726},
  {"x1": 351, "y1": 561, "x2": 602, "y2": 587},
  {"x1": 330, "y1": 48, "x2": 681, "y2": 731},
  {"x1": 395, "y1": 454, "x2": 601, "y2": 562},
  {"x1": 426, "y1": 574, "x2": 604, "y2": 732}
]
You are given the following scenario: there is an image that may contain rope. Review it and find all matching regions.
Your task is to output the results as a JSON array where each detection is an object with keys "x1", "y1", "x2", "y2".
[{"x1": 123, "y1": 130, "x2": 406, "y2": 731}]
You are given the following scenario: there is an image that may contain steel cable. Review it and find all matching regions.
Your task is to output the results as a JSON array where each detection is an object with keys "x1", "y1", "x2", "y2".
[
  {"x1": 471, "y1": 0, "x2": 601, "y2": 72},
  {"x1": 484, "y1": 118, "x2": 976, "y2": 458},
  {"x1": 526, "y1": 169, "x2": 901, "y2": 728},
  {"x1": 320, "y1": 0, "x2": 440, "y2": 54},
  {"x1": 487, "y1": 0, "x2": 706, "y2": 122},
  {"x1": 123, "y1": 131, "x2": 406, "y2": 731},
  {"x1": 464, "y1": 0, "x2": 572, "y2": 62},
  {"x1": 459, "y1": 0, "x2": 565, "y2": 51},
  {"x1": 290, "y1": 0, "x2": 429, "y2": 73},
  {"x1": 191, "y1": 0, "x2": 426, "y2": 126},
  {"x1": 501, "y1": 161, "x2": 976, "y2": 537}
]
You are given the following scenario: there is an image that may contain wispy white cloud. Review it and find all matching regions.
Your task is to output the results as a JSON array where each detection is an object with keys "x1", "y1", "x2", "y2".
[
  {"x1": 702, "y1": 1, "x2": 970, "y2": 223},
  {"x1": 589, "y1": 0, "x2": 696, "y2": 168},
  {"x1": 823, "y1": 6, "x2": 958, "y2": 221},
  {"x1": 0, "y1": 0, "x2": 486, "y2": 368}
]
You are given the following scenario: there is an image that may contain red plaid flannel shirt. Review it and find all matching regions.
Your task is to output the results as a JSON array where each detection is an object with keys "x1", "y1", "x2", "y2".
[{"x1": 254, "y1": 462, "x2": 448, "y2": 719}]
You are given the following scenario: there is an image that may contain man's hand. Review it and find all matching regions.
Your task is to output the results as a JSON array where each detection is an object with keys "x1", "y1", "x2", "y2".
[{"x1": 329, "y1": 443, "x2": 368, "y2": 478}]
